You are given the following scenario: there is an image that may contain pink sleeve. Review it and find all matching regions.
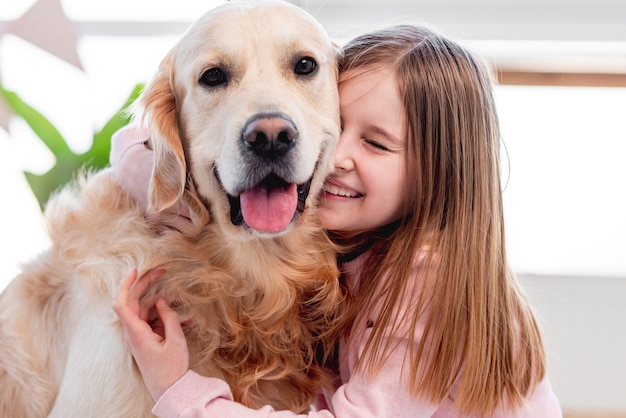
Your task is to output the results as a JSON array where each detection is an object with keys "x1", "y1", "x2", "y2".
[
  {"x1": 110, "y1": 124, "x2": 153, "y2": 212},
  {"x1": 151, "y1": 333, "x2": 439, "y2": 418},
  {"x1": 110, "y1": 124, "x2": 151, "y2": 170},
  {"x1": 152, "y1": 370, "x2": 334, "y2": 418},
  {"x1": 109, "y1": 125, "x2": 194, "y2": 232}
]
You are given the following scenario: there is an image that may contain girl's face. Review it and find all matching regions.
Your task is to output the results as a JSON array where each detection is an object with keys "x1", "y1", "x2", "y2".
[{"x1": 319, "y1": 66, "x2": 409, "y2": 232}]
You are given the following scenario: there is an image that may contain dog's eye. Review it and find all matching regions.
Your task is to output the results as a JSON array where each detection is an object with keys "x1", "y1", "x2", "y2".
[
  {"x1": 200, "y1": 68, "x2": 227, "y2": 87},
  {"x1": 294, "y1": 57, "x2": 317, "y2": 76}
]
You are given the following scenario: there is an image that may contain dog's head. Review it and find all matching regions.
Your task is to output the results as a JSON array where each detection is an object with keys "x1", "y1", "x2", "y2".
[{"x1": 137, "y1": 1, "x2": 340, "y2": 239}]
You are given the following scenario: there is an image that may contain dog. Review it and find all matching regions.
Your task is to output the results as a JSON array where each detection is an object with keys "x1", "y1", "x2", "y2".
[{"x1": 0, "y1": 1, "x2": 342, "y2": 416}]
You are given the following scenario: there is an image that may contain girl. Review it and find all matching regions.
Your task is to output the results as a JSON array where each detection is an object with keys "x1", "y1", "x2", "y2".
[{"x1": 113, "y1": 24, "x2": 562, "y2": 417}]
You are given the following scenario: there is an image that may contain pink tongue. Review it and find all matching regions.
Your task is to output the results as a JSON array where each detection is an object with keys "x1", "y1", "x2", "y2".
[{"x1": 240, "y1": 183, "x2": 298, "y2": 232}]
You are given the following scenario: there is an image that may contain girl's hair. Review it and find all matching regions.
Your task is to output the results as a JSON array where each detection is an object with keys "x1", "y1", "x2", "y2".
[{"x1": 335, "y1": 25, "x2": 546, "y2": 416}]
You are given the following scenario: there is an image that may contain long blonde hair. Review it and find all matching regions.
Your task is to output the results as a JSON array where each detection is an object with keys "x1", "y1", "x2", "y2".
[{"x1": 334, "y1": 25, "x2": 546, "y2": 416}]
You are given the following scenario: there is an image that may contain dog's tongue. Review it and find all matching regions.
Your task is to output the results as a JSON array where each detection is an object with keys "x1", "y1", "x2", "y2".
[{"x1": 240, "y1": 182, "x2": 297, "y2": 232}]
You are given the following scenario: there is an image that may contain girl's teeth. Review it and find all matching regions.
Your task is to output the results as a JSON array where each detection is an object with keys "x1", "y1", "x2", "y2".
[{"x1": 324, "y1": 184, "x2": 357, "y2": 197}]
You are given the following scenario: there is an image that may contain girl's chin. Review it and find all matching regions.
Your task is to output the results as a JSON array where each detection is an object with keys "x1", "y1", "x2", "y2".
[
  {"x1": 318, "y1": 208, "x2": 343, "y2": 231},
  {"x1": 318, "y1": 196, "x2": 362, "y2": 230}
]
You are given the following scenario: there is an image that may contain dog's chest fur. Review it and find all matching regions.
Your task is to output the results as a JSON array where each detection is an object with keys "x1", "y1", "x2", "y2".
[{"x1": 42, "y1": 169, "x2": 340, "y2": 413}]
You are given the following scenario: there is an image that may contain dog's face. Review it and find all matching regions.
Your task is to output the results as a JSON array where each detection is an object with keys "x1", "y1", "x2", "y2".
[{"x1": 140, "y1": 1, "x2": 340, "y2": 239}]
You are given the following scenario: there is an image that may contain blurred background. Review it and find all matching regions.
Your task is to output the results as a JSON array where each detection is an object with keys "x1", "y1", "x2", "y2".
[{"x1": 0, "y1": 1, "x2": 624, "y2": 416}]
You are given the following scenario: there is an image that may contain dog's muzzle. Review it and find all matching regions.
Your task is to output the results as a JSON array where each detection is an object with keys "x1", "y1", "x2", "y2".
[{"x1": 216, "y1": 112, "x2": 314, "y2": 234}]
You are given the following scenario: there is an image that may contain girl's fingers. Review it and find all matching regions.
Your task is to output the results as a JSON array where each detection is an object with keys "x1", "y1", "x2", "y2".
[
  {"x1": 115, "y1": 294, "x2": 159, "y2": 348},
  {"x1": 133, "y1": 268, "x2": 166, "y2": 321},
  {"x1": 156, "y1": 299, "x2": 185, "y2": 342},
  {"x1": 115, "y1": 267, "x2": 165, "y2": 307},
  {"x1": 114, "y1": 268, "x2": 160, "y2": 325},
  {"x1": 130, "y1": 268, "x2": 165, "y2": 301},
  {"x1": 113, "y1": 273, "x2": 143, "y2": 329},
  {"x1": 114, "y1": 267, "x2": 172, "y2": 345},
  {"x1": 114, "y1": 269, "x2": 139, "y2": 313}
]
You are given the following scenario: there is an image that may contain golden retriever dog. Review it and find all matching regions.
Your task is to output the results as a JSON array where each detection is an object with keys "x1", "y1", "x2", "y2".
[{"x1": 0, "y1": 1, "x2": 342, "y2": 416}]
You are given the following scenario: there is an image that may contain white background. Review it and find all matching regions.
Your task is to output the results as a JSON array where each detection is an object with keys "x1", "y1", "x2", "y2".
[{"x1": 1, "y1": 0, "x2": 625, "y2": 413}]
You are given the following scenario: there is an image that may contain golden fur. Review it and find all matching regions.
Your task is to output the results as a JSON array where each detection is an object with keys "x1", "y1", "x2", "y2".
[{"x1": 0, "y1": 1, "x2": 341, "y2": 416}]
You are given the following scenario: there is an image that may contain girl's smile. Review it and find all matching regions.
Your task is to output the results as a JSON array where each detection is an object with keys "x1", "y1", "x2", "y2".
[
  {"x1": 322, "y1": 177, "x2": 363, "y2": 199},
  {"x1": 319, "y1": 65, "x2": 408, "y2": 232}
]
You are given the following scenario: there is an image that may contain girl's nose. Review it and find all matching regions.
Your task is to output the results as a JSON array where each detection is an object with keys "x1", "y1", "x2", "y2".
[{"x1": 333, "y1": 131, "x2": 355, "y2": 172}]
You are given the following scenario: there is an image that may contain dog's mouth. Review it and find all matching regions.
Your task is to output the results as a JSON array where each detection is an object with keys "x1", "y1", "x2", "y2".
[{"x1": 228, "y1": 173, "x2": 312, "y2": 233}]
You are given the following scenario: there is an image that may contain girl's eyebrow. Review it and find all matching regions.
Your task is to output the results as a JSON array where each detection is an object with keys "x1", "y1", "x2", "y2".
[{"x1": 370, "y1": 125, "x2": 402, "y2": 146}]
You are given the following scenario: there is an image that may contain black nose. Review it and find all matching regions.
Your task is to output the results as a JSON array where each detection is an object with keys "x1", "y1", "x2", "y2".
[{"x1": 242, "y1": 114, "x2": 298, "y2": 160}]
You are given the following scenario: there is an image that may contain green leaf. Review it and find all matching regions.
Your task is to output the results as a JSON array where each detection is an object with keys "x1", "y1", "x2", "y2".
[
  {"x1": 0, "y1": 87, "x2": 72, "y2": 158},
  {"x1": 1, "y1": 83, "x2": 144, "y2": 211}
]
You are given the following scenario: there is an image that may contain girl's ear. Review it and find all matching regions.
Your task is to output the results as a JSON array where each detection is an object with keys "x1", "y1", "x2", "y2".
[{"x1": 137, "y1": 53, "x2": 187, "y2": 212}]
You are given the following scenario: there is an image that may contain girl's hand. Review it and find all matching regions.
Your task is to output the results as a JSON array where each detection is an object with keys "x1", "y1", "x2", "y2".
[{"x1": 113, "y1": 269, "x2": 190, "y2": 401}]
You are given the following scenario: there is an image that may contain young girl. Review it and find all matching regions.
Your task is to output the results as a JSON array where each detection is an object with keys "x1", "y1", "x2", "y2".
[{"x1": 113, "y1": 24, "x2": 562, "y2": 417}]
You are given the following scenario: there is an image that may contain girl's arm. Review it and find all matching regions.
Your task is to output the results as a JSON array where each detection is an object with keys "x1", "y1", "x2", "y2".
[
  {"x1": 114, "y1": 270, "x2": 437, "y2": 418},
  {"x1": 114, "y1": 267, "x2": 560, "y2": 418},
  {"x1": 149, "y1": 332, "x2": 438, "y2": 418}
]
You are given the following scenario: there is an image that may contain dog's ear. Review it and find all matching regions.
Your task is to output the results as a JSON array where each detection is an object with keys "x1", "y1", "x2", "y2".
[
  {"x1": 138, "y1": 54, "x2": 187, "y2": 212},
  {"x1": 332, "y1": 41, "x2": 342, "y2": 66}
]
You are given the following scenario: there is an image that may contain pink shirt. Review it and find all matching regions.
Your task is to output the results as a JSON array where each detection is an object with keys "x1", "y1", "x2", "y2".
[
  {"x1": 150, "y1": 253, "x2": 562, "y2": 417},
  {"x1": 111, "y1": 125, "x2": 562, "y2": 418}
]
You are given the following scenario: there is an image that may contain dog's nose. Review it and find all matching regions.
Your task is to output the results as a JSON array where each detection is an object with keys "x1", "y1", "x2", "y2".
[{"x1": 242, "y1": 114, "x2": 297, "y2": 159}]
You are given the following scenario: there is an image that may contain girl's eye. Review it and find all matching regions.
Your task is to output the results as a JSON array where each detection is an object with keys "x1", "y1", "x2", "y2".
[
  {"x1": 294, "y1": 57, "x2": 317, "y2": 76},
  {"x1": 365, "y1": 139, "x2": 389, "y2": 151},
  {"x1": 200, "y1": 68, "x2": 227, "y2": 87}
]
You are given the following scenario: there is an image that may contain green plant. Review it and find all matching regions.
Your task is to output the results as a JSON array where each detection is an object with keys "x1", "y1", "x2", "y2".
[{"x1": 0, "y1": 83, "x2": 144, "y2": 211}]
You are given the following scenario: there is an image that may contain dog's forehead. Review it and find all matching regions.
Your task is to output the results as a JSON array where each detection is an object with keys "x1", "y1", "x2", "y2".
[
  {"x1": 181, "y1": 2, "x2": 331, "y2": 56},
  {"x1": 202, "y1": 1, "x2": 322, "y2": 29}
]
